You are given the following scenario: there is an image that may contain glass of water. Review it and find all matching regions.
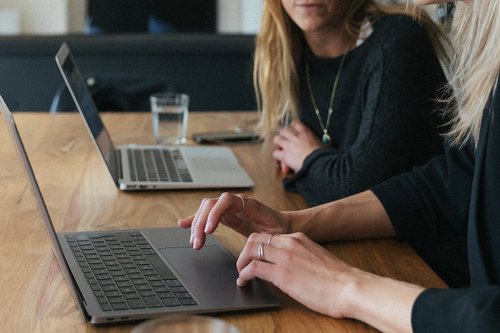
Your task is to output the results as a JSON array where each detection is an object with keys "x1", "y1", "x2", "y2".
[
  {"x1": 150, "y1": 92, "x2": 189, "y2": 144},
  {"x1": 131, "y1": 316, "x2": 240, "y2": 333}
]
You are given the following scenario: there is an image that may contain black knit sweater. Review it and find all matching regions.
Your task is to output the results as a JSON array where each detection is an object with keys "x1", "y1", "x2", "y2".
[
  {"x1": 372, "y1": 77, "x2": 500, "y2": 333},
  {"x1": 283, "y1": 14, "x2": 448, "y2": 206}
]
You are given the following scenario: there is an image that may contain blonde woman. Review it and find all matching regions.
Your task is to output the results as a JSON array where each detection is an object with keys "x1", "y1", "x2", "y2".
[
  {"x1": 181, "y1": 0, "x2": 500, "y2": 331},
  {"x1": 254, "y1": 0, "x2": 449, "y2": 206}
]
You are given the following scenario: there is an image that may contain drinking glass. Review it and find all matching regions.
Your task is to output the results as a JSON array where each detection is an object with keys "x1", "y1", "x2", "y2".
[{"x1": 150, "y1": 92, "x2": 189, "y2": 144}]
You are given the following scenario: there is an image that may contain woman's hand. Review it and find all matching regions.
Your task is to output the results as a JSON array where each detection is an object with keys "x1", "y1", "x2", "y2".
[
  {"x1": 273, "y1": 120, "x2": 322, "y2": 173},
  {"x1": 237, "y1": 232, "x2": 354, "y2": 318},
  {"x1": 178, "y1": 192, "x2": 291, "y2": 250},
  {"x1": 237, "y1": 232, "x2": 424, "y2": 333}
]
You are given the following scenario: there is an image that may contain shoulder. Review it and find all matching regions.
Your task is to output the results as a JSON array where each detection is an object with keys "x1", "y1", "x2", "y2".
[
  {"x1": 372, "y1": 14, "x2": 427, "y2": 36},
  {"x1": 359, "y1": 14, "x2": 439, "y2": 69},
  {"x1": 370, "y1": 14, "x2": 432, "y2": 49}
]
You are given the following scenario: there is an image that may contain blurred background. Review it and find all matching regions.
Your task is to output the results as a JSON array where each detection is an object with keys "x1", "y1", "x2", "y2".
[
  {"x1": 0, "y1": 0, "x2": 263, "y2": 35},
  {"x1": 0, "y1": 0, "x2": 452, "y2": 36}
]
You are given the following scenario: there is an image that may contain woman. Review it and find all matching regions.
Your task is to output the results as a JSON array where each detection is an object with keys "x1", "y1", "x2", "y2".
[
  {"x1": 180, "y1": 0, "x2": 500, "y2": 331},
  {"x1": 254, "y1": 0, "x2": 449, "y2": 206}
]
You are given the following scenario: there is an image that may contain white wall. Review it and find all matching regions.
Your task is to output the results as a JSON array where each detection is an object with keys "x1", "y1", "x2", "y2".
[
  {"x1": 0, "y1": 0, "x2": 65, "y2": 34},
  {"x1": 0, "y1": 0, "x2": 262, "y2": 35},
  {"x1": 217, "y1": 0, "x2": 263, "y2": 34},
  {"x1": 0, "y1": 8, "x2": 20, "y2": 34}
]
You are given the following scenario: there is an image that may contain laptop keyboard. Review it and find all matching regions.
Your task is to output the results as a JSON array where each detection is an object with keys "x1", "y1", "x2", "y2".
[
  {"x1": 66, "y1": 232, "x2": 197, "y2": 312},
  {"x1": 127, "y1": 148, "x2": 193, "y2": 183}
]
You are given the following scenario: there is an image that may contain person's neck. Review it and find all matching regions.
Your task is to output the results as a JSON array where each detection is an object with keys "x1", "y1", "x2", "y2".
[{"x1": 304, "y1": 29, "x2": 354, "y2": 58}]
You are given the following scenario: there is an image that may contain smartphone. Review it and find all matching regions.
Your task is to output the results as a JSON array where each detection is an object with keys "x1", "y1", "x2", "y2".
[{"x1": 192, "y1": 130, "x2": 260, "y2": 144}]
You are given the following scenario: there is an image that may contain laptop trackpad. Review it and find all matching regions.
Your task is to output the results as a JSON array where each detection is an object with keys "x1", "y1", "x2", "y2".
[{"x1": 159, "y1": 246, "x2": 269, "y2": 308}]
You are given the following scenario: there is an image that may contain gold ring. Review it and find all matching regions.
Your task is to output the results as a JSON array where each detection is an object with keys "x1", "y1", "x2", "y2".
[
  {"x1": 267, "y1": 233, "x2": 280, "y2": 246},
  {"x1": 235, "y1": 194, "x2": 245, "y2": 214}
]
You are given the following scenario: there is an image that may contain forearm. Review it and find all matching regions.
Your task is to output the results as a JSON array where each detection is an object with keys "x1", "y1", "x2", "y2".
[
  {"x1": 286, "y1": 190, "x2": 395, "y2": 242},
  {"x1": 344, "y1": 267, "x2": 424, "y2": 333}
]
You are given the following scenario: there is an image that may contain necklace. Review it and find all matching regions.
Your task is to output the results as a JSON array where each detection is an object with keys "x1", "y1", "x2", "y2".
[{"x1": 305, "y1": 50, "x2": 348, "y2": 145}]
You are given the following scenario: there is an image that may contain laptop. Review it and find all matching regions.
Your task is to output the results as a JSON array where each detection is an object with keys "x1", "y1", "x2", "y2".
[
  {"x1": 54, "y1": 43, "x2": 254, "y2": 190},
  {"x1": 0, "y1": 96, "x2": 280, "y2": 324}
]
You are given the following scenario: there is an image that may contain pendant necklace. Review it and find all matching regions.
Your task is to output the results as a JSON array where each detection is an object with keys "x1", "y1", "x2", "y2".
[{"x1": 305, "y1": 48, "x2": 348, "y2": 145}]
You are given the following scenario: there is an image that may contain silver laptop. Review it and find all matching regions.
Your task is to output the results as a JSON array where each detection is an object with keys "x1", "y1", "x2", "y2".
[
  {"x1": 54, "y1": 43, "x2": 254, "y2": 190},
  {"x1": 0, "y1": 96, "x2": 280, "y2": 324}
]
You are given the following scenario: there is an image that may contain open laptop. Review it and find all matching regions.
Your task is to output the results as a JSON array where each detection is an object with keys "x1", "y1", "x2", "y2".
[
  {"x1": 54, "y1": 43, "x2": 254, "y2": 190},
  {"x1": 0, "y1": 96, "x2": 280, "y2": 324}
]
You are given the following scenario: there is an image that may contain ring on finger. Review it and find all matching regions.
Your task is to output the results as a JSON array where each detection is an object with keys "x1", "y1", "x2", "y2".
[
  {"x1": 257, "y1": 242, "x2": 266, "y2": 262},
  {"x1": 235, "y1": 194, "x2": 245, "y2": 214},
  {"x1": 267, "y1": 233, "x2": 280, "y2": 246}
]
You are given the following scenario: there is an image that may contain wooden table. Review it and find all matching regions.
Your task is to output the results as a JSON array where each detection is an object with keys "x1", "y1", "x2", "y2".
[{"x1": 0, "y1": 112, "x2": 446, "y2": 332}]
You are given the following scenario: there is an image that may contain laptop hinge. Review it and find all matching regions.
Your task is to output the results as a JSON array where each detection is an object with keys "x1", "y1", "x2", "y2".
[{"x1": 116, "y1": 149, "x2": 123, "y2": 181}]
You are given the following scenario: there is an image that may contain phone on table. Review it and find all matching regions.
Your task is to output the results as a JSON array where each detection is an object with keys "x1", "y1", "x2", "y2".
[{"x1": 192, "y1": 131, "x2": 260, "y2": 144}]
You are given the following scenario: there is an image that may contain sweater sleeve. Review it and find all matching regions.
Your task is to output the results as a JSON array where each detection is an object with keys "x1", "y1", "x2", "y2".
[
  {"x1": 284, "y1": 17, "x2": 446, "y2": 207},
  {"x1": 409, "y1": 90, "x2": 500, "y2": 332},
  {"x1": 370, "y1": 142, "x2": 475, "y2": 287},
  {"x1": 412, "y1": 287, "x2": 500, "y2": 333},
  {"x1": 371, "y1": 142, "x2": 474, "y2": 246}
]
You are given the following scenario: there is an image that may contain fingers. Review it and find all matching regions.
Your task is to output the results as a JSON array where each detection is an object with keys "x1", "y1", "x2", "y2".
[
  {"x1": 186, "y1": 192, "x2": 247, "y2": 250},
  {"x1": 273, "y1": 128, "x2": 296, "y2": 146},
  {"x1": 177, "y1": 215, "x2": 195, "y2": 228},
  {"x1": 236, "y1": 232, "x2": 287, "y2": 271},
  {"x1": 236, "y1": 232, "x2": 292, "y2": 287},
  {"x1": 291, "y1": 120, "x2": 308, "y2": 134},
  {"x1": 272, "y1": 155, "x2": 290, "y2": 175},
  {"x1": 281, "y1": 162, "x2": 290, "y2": 174},
  {"x1": 272, "y1": 135, "x2": 291, "y2": 174},
  {"x1": 190, "y1": 198, "x2": 215, "y2": 250},
  {"x1": 205, "y1": 192, "x2": 246, "y2": 233},
  {"x1": 272, "y1": 123, "x2": 313, "y2": 173},
  {"x1": 237, "y1": 260, "x2": 277, "y2": 287}
]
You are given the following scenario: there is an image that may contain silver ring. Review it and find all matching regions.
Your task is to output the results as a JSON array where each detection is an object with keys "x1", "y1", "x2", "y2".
[
  {"x1": 257, "y1": 242, "x2": 266, "y2": 262},
  {"x1": 235, "y1": 194, "x2": 245, "y2": 214},
  {"x1": 267, "y1": 233, "x2": 280, "y2": 246}
]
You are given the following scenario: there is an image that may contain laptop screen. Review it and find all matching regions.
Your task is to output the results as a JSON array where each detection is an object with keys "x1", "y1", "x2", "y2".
[
  {"x1": 56, "y1": 44, "x2": 120, "y2": 185},
  {"x1": 0, "y1": 95, "x2": 88, "y2": 318}
]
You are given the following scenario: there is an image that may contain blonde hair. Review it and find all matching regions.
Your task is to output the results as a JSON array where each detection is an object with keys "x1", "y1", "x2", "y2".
[
  {"x1": 253, "y1": 1, "x2": 445, "y2": 138},
  {"x1": 445, "y1": 2, "x2": 500, "y2": 146}
]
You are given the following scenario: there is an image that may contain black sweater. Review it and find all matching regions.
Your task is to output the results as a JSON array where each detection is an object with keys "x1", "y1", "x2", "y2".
[
  {"x1": 284, "y1": 15, "x2": 448, "y2": 206},
  {"x1": 372, "y1": 78, "x2": 500, "y2": 332}
]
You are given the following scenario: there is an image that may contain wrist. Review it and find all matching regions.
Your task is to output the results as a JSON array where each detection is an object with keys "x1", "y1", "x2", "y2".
[
  {"x1": 342, "y1": 268, "x2": 424, "y2": 333},
  {"x1": 284, "y1": 207, "x2": 318, "y2": 236},
  {"x1": 286, "y1": 200, "x2": 344, "y2": 241},
  {"x1": 281, "y1": 210, "x2": 295, "y2": 234},
  {"x1": 340, "y1": 267, "x2": 377, "y2": 319}
]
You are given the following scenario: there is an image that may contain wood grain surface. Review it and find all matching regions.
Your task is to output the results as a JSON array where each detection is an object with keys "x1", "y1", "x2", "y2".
[{"x1": 0, "y1": 112, "x2": 446, "y2": 333}]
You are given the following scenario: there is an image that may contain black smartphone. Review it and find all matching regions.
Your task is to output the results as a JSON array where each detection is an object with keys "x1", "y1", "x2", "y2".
[{"x1": 192, "y1": 131, "x2": 260, "y2": 144}]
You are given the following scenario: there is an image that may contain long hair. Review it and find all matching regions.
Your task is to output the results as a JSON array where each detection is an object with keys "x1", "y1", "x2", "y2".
[
  {"x1": 445, "y1": 2, "x2": 500, "y2": 146},
  {"x1": 253, "y1": 0, "x2": 446, "y2": 138}
]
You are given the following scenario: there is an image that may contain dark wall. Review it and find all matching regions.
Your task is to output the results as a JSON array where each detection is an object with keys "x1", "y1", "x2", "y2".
[
  {"x1": 87, "y1": 0, "x2": 217, "y2": 33},
  {"x1": 0, "y1": 34, "x2": 256, "y2": 111}
]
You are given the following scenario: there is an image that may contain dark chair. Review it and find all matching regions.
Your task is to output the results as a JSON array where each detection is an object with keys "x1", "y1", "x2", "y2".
[
  {"x1": 0, "y1": 34, "x2": 256, "y2": 111},
  {"x1": 86, "y1": 0, "x2": 216, "y2": 34},
  {"x1": 50, "y1": 74, "x2": 172, "y2": 112},
  {"x1": 86, "y1": 0, "x2": 150, "y2": 34}
]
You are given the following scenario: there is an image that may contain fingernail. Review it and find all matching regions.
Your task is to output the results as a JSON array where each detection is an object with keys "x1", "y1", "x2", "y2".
[
  {"x1": 204, "y1": 222, "x2": 212, "y2": 233},
  {"x1": 236, "y1": 278, "x2": 246, "y2": 287},
  {"x1": 193, "y1": 238, "x2": 200, "y2": 250},
  {"x1": 190, "y1": 234, "x2": 193, "y2": 244}
]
